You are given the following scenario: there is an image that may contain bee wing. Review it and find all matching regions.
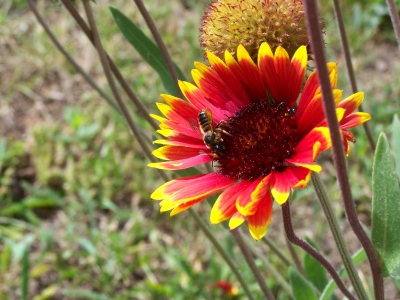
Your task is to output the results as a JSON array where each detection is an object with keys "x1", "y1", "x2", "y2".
[
  {"x1": 204, "y1": 108, "x2": 214, "y2": 125},
  {"x1": 188, "y1": 118, "x2": 203, "y2": 139}
]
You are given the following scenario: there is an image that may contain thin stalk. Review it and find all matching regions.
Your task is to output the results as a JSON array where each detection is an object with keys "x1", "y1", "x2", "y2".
[
  {"x1": 262, "y1": 236, "x2": 292, "y2": 268},
  {"x1": 386, "y1": 0, "x2": 400, "y2": 48},
  {"x1": 60, "y1": 0, "x2": 159, "y2": 131},
  {"x1": 242, "y1": 230, "x2": 293, "y2": 297},
  {"x1": 133, "y1": 0, "x2": 182, "y2": 97},
  {"x1": 303, "y1": 1, "x2": 384, "y2": 298},
  {"x1": 285, "y1": 236, "x2": 306, "y2": 277},
  {"x1": 27, "y1": 0, "x2": 119, "y2": 112},
  {"x1": 312, "y1": 173, "x2": 368, "y2": 300},
  {"x1": 230, "y1": 229, "x2": 276, "y2": 300},
  {"x1": 188, "y1": 210, "x2": 255, "y2": 300},
  {"x1": 30, "y1": 0, "x2": 154, "y2": 147},
  {"x1": 281, "y1": 201, "x2": 356, "y2": 300},
  {"x1": 82, "y1": 0, "x2": 167, "y2": 182},
  {"x1": 331, "y1": 0, "x2": 375, "y2": 151}
]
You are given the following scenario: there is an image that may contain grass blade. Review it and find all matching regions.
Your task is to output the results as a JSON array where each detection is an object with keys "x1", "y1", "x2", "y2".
[{"x1": 21, "y1": 246, "x2": 29, "y2": 300}]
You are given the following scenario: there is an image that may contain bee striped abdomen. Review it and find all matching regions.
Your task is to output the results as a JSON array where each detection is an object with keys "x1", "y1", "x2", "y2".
[{"x1": 198, "y1": 109, "x2": 213, "y2": 134}]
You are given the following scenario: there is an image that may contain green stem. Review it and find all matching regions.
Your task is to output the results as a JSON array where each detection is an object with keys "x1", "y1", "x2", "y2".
[
  {"x1": 230, "y1": 229, "x2": 276, "y2": 300},
  {"x1": 82, "y1": 0, "x2": 168, "y2": 182},
  {"x1": 60, "y1": 0, "x2": 159, "y2": 131},
  {"x1": 331, "y1": 0, "x2": 375, "y2": 152},
  {"x1": 312, "y1": 173, "x2": 369, "y2": 300},
  {"x1": 303, "y1": 1, "x2": 384, "y2": 298},
  {"x1": 133, "y1": 0, "x2": 183, "y2": 97},
  {"x1": 262, "y1": 236, "x2": 292, "y2": 268},
  {"x1": 385, "y1": 0, "x2": 400, "y2": 48},
  {"x1": 188, "y1": 210, "x2": 255, "y2": 300},
  {"x1": 242, "y1": 231, "x2": 293, "y2": 297},
  {"x1": 285, "y1": 236, "x2": 306, "y2": 277},
  {"x1": 281, "y1": 201, "x2": 356, "y2": 300},
  {"x1": 27, "y1": 0, "x2": 119, "y2": 111}
]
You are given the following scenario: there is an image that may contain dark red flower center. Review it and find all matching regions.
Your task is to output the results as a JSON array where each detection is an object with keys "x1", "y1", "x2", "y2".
[{"x1": 215, "y1": 100, "x2": 299, "y2": 181}]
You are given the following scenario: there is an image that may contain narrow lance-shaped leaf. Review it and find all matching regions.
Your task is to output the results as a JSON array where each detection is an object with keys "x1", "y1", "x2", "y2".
[
  {"x1": 392, "y1": 114, "x2": 400, "y2": 180},
  {"x1": 371, "y1": 132, "x2": 400, "y2": 276},
  {"x1": 289, "y1": 267, "x2": 318, "y2": 300},
  {"x1": 110, "y1": 7, "x2": 186, "y2": 96},
  {"x1": 304, "y1": 237, "x2": 329, "y2": 292}
]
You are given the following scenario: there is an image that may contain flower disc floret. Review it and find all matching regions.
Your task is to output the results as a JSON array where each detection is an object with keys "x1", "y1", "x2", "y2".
[{"x1": 216, "y1": 101, "x2": 298, "y2": 180}]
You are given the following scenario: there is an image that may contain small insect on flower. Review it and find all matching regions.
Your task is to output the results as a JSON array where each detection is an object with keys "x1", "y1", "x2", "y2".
[{"x1": 191, "y1": 108, "x2": 229, "y2": 159}]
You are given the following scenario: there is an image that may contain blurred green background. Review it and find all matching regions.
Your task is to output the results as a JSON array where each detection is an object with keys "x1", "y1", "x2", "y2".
[{"x1": 1, "y1": 0, "x2": 400, "y2": 299}]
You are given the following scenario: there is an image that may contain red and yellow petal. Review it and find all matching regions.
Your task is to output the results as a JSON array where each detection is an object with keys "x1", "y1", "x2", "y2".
[
  {"x1": 340, "y1": 112, "x2": 372, "y2": 129},
  {"x1": 229, "y1": 211, "x2": 246, "y2": 230},
  {"x1": 150, "y1": 174, "x2": 204, "y2": 200},
  {"x1": 178, "y1": 80, "x2": 230, "y2": 122},
  {"x1": 248, "y1": 192, "x2": 273, "y2": 240},
  {"x1": 258, "y1": 43, "x2": 307, "y2": 107},
  {"x1": 297, "y1": 62, "x2": 338, "y2": 117},
  {"x1": 148, "y1": 154, "x2": 212, "y2": 170},
  {"x1": 210, "y1": 181, "x2": 250, "y2": 224},
  {"x1": 342, "y1": 129, "x2": 355, "y2": 155},
  {"x1": 286, "y1": 45, "x2": 308, "y2": 107},
  {"x1": 153, "y1": 136, "x2": 206, "y2": 149},
  {"x1": 236, "y1": 176, "x2": 270, "y2": 216},
  {"x1": 168, "y1": 173, "x2": 235, "y2": 205},
  {"x1": 292, "y1": 167, "x2": 313, "y2": 189},
  {"x1": 161, "y1": 94, "x2": 198, "y2": 120},
  {"x1": 297, "y1": 89, "x2": 343, "y2": 136},
  {"x1": 337, "y1": 92, "x2": 364, "y2": 115},
  {"x1": 225, "y1": 48, "x2": 266, "y2": 101},
  {"x1": 258, "y1": 43, "x2": 278, "y2": 98},
  {"x1": 237, "y1": 45, "x2": 266, "y2": 100},
  {"x1": 296, "y1": 94, "x2": 325, "y2": 135},
  {"x1": 170, "y1": 196, "x2": 206, "y2": 216},
  {"x1": 286, "y1": 127, "x2": 331, "y2": 170},
  {"x1": 192, "y1": 61, "x2": 243, "y2": 111},
  {"x1": 271, "y1": 46, "x2": 291, "y2": 104},
  {"x1": 270, "y1": 166, "x2": 313, "y2": 204},
  {"x1": 207, "y1": 51, "x2": 250, "y2": 106},
  {"x1": 152, "y1": 145, "x2": 204, "y2": 160},
  {"x1": 269, "y1": 172, "x2": 291, "y2": 205},
  {"x1": 160, "y1": 118, "x2": 200, "y2": 139}
]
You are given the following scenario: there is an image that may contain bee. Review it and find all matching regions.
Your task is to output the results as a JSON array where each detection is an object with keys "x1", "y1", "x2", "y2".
[{"x1": 190, "y1": 108, "x2": 228, "y2": 158}]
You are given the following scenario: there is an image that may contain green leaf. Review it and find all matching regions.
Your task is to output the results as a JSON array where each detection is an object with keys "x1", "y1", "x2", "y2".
[
  {"x1": 79, "y1": 237, "x2": 98, "y2": 257},
  {"x1": 109, "y1": 7, "x2": 184, "y2": 96},
  {"x1": 320, "y1": 249, "x2": 366, "y2": 300},
  {"x1": 392, "y1": 114, "x2": 400, "y2": 179},
  {"x1": 0, "y1": 243, "x2": 11, "y2": 272},
  {"x1": 392, "y1": 263, "x2": 400, "y2": 290},
  {"x1": 304, "y1": 237, "x2": 328, "y2": 292},
  {"x1": 289, "y1": 267, "x2": 318, "y2": 300},
  {"x1": 371, "y1": 132, "x2": 400, "y2": 276}
]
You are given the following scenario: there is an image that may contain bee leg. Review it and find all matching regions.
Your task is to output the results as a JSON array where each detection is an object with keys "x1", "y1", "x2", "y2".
[
  {"x1": 222, "y1": 129, "x2": 231, "y2": 136},
  {"x1": 215, "y1": 127, "x2": 232, "y2": 137}
]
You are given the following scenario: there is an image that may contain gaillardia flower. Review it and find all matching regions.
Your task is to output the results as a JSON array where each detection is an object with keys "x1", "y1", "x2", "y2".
[{"x1": 149, "y1": 43, "x2": 370, "y2": 240}]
